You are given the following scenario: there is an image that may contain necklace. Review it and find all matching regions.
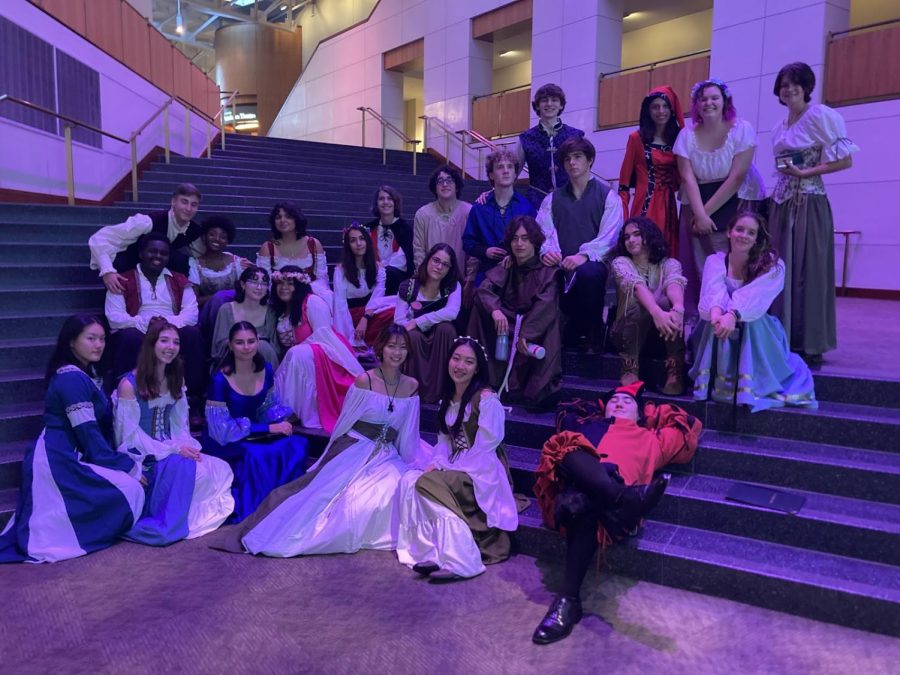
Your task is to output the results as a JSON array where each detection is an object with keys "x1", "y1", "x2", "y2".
[{"x1": 379, "y1": 367, "x2": 400, "y2": 412}]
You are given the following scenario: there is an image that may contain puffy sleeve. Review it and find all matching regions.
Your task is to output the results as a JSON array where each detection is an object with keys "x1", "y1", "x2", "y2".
[
  {"x1": 672, "y1": 126, "x2": 692, "y2": 159},
  {"x1": 810, "y1": 105, "x2": 860, "y2": 162},
  {"x1": 205, "y1": 371, "x2": 260, "y2": 444},
  {"x1": 729, "y1": 260, "x2": 785, "y2": 321},
  {"x1": 415, "y1": 283, "x2": 461, "y2": 331},
  {"x1": 314, "y1": 249, "x2": 328, "y2": 284},
  {"x1": 255, "y1": 241, "x2": 274, "y2": 274},
  {"x1": 578, "y1": 188, "x2": 624, "y2": 262},
  {"x1": 170, "y1": 284, "x2": 198, "y2": 328},
  {"x1": 55, "y1": 370, "x2": 138, "y2": 476},
  {"x1": 256, "y1": 377, "x2": 294, "y2": 425},
  {"x1": 188, "y1": 257, "x2": 201, "y2": 287},
  {"x1": 395, "y1": 395, "x2": 422, "y2": 466},
  {"x1": 305, "y1": 293, "x2": 334, "y2": 332},
  {"x1": 170, "y1": 390, "x2": 201, "y2": 448},
  {"x1": 331, "y1": 266, "x2": 354, "y2": 341},
  {"x1": 698, "y1": 253, "x2": 729, "y2": 321},
  {"x1": 366, "y1": 265, "x2": 387, "y2": 310},
  {"x1": 660, "y1": 257, "x2": 687, "y2": 290},
  {"x1": 732, "y1": 119, "x2": 757, "y2": 153},
  {"x1": 88, "y1": 214, "x2": 152, "y2": 275},
  {"x1": 394, "y1": 289, "x2": 411, "y2": 324},
  {"x1": 536, "y1": 193, "x2": 561, "y2": 256},
  {"x1": 211, "y1": 302, "x2": 236, "y2": 358},
  {"x1": 645, "y1": 402, "x2": 702, "y2": 468},
  {"x1": 611, "y1": 256, "x2": 645, "y2": 295},
  {"x1": 618, "y1": 133, "x2": 641, "y2": 211},
  {"x1": 433, "y1": 393, "x2": 504, "y2": 474}
]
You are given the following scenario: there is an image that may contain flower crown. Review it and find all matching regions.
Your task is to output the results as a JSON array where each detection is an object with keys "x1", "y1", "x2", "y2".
[
  {"x1": 272, "y1": 270, "x2": 312, "y2": 285},
  {"x1": 454, "y1": 335, "x2": 489, "y2": 362},
  {"x1": 691, "y1": 77, "x2": 731, "y2": 101},
  {"x1": 342, "y1": 221, "x2": 365, "y2": 238}
]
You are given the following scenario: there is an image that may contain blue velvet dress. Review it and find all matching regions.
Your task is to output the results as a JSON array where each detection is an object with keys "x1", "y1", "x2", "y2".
[
  {"x1": 0, "y1": 366, "x2": 145, "y2": 563},
  {"x1": 202, "y1": 363, "x2": 307, "y2": 522}
]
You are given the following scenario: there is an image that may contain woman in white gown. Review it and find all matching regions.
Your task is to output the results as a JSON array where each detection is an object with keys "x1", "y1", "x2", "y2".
[
  {"x1": 397, "y1": 337, "x2": 518, "y2": 581},
  {"x1": 214, "y1": 324, "x2": 421, "y2": 557}
]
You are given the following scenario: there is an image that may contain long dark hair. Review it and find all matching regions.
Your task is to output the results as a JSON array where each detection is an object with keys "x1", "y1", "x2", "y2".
[
  {"x1": 45, "y1": 314, "x2": 110, "y2": 383},
  {"x1": 638, "y1": 91, "x2": 681, "y2": 145},
  {"x1": 727, "y1": 211, "x2": 778, "y2": 282},
  {"x1": 414, "y1": 242, "x2": 459, "y2": 295},
  {"x1": 608, "y1": 216, "x2": 668, "y2": 265},
  {"x1": 340, "y1": 223, "x2": 377, "y2": 289},
  {"x1": 438, "y1": 337, "x2": 492, "y2": 460},
  {"x1": 269, "y1": 265, "x2": 313, "y2": 328},
  {"x1": 269, "y1": 201, "x2": 308, "y2": 239},
  {"x1": 218, "y1": 321, "x2": 265, "y2": 375},
  {"x1": 134, "y1": 321, "x2": 185, "y2": 400}
]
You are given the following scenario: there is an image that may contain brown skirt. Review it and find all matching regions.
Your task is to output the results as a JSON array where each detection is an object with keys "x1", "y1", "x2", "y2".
[
  {"x1": 403, "y1": 321, "x2": 457, "y2": 404},
  {"x1": 415, "y1": 470, "x2": 511, "y2": 565},
  {"x1": 767, "y1": 193, "x2": 837, "y2": 355}
]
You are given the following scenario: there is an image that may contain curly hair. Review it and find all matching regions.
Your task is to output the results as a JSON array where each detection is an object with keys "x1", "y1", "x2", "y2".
[
  {"x1": 727, "y1": 211, "x2": 778, "y2": 282},
  {"x1": 608, "y1": 216, "x2": 668, "y2": 265},
  {"x1": 532, "y1": 83, "x2": 566, "y2": 115},
  {"x1": 234, "y1": 265, "x2": 270, "y2": 305},
  {"x1": 269, "y1": 201, "x2": 308, "y2": 239},
  {"x1": 428, "y1": 164, "x2": 464, "y2": 199},
  {"x1": 201, "y1": 215, "x2": 236, "y2": 244}
]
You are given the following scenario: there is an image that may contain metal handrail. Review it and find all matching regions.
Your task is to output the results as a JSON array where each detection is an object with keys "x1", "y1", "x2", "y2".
[
  {"x1": 356, "y1": 106, "x2": 421, "y2": 175},
  {"x1": 600, "y1": 49, "x2": 711, "y2": 79},
  {"x1": 472, "y1": 83, "x2": 531, "y2": 102},
  {"x1": 831, "y1": 16, "x2": 900, "y2": 38},
  {"x1": 0, "y1": 93, "x2": 128, "y2": 205}
]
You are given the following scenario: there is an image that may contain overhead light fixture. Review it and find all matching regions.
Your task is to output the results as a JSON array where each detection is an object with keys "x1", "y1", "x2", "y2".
[
  {"x1": 623, "y1": 11, "x2": 642, "y2": 20},
  {"x1": 499, "y1": 50, "x2": 516, "y2": 57},
  {"x1": 176, "y1": 0, "x2": 184, "y2": 34},
  {"x1": 281, "y1": 4, "x2": 288, "y2": 10}
]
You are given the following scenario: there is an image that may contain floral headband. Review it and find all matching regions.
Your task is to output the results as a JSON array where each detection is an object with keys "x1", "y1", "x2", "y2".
[
  {"x1": 272, "y1": 270, "x2": 312, "y2": 285},
  {"x1": 453, "y1": 335, "x2": 489, "y2": 362},
  {"x1": 343, "y1": 221, "x2": 366, "y2": 237},
  {"x1": 691, "y1": 78, "x2": 731, "y2": 101}
]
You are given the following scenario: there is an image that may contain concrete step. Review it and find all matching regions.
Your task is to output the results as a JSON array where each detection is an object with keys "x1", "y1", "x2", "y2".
[
  {"x1": 0, "y1": 264, "x2": 98, "y2": 287},
  {"x1": 0, "y1": 285, "x2": 104, "y2": 313},
  {"x1": 0, "y1": 310, "x2": 82, "y2": 341},
  {"x1": 0, "y1": 368, "x2": 44, "y2": 406},
  {"x1": 0, "y1": 402, "x2": 43, "y2": 444}
]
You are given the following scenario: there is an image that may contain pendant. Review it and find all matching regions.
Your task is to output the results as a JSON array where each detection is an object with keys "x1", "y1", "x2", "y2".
[{"x1": 388, "y1": 402, "x2": 394, "y2": 413}]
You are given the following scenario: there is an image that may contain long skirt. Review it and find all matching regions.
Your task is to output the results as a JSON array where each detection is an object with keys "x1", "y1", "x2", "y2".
[
  {"x1": 0, "y1": 429, "x2": 145, "y2": 563},
  {"x1": 125, "y1": 453, "x2": 234, "y2": 545},
  {"x1": 688, "y1": 315, "x2": 818, "y2": 413},
  {"x1": 403, "y1": 322, "x2": 457, "y2": 404},
  {"x1": 201, "y1": 434, "x2": 308, "y2": 523},
  {"x1": 397, "y1": 469, "x2": 510, "y2": 578},
  {"x1": 767, "y1": 193, "x2": 837, "y2": 356}
]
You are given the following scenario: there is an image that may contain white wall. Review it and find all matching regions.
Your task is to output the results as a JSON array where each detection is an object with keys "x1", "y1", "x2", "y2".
[
  {"x1": 297, "y1": 0, "x2": 377, "y2": 68},
  {"x1": 492, "y1": 59, "x2": 531, "y2": 92},
  {"x1": 0, "y1": 0, "x2": 214, "y2": 202},
  {"x1": 621, "y1": 10, "x2": 712, "y2": 69}
]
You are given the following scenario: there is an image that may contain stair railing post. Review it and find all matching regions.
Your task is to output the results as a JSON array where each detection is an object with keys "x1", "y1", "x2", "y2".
[
  {"x1": 445, "y1": 129, "x2": 450, "y2": 163},
  {"x1": 64, "y1": 124, "x2": 75, "y2": 206},
  {"x1": 422, "y1": 116, "x2": 428, "y2": 154},
  {"x1": 461, "y1": 140, "x2": 466, "y2": 178},
  {"x1": 184, "y1": 106, "x2": 191, "y2": 157},
  {"x1": 478, "y1": 147, "x2": 483, "y2": 181},
  {"x1": 360, "y1": 108, "x2": 366, "y2": 147},
  {"x1": 412, "y1": 142, "x2": 417, "y2": 176},
  {"x1": 382, "y1": 123, "x2": 387, "y2": 165},
  {"x1": 163, "y1": 105, "x2": 171, "y2": 163},
  {"x1": 206, "y1": 119, "x2": 212, "y2": 158},
  {"x1": 130, "y1": 138, "x2": 139, "y2": 203}
]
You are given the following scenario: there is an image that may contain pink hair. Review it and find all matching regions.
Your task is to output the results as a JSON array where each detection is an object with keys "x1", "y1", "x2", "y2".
[{"x1": 690, "y1": 81, "x2": 737, "y2": 126}]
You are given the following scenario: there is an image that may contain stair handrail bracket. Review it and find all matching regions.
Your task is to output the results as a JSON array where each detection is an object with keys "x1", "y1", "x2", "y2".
[{"x1": 357, "y1": 106, "x2": 421, "y2": 176}]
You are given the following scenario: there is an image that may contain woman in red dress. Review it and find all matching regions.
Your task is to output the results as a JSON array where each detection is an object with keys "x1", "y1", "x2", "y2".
[{"x1": 618, "y1": 85, "x2": 684, "y2": 256}]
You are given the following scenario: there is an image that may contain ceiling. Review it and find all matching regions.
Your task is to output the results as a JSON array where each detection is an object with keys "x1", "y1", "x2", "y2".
[{"x1": 623, "y1": 0, "x2": 713, "y2": 32}]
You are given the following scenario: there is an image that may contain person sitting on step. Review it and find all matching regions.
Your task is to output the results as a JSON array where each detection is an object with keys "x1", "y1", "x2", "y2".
[
  {"x1": 90, "y1": 183, "x2": 203, "y2": 294},
  {"x1": 536, "y1": 136, "x2": 624, "y2": 354},
  {"x1": 531, "y1": 381, "x2": 701, "y2": 645},
  {"x1": 113, "y1": 320, "x2": 235, "y2": 544},
  {"x1": 688, "y1": 211, "x2": 818, "y2": 412},
  {"x1": 467, "y1": 215, "x2": 562, "y2": 407},
  {"x1": 367, "y1": 184, "x2": 415, "y2": 296},
  {"x1": 332, "y1": 223, "x2": 397, "y2": 348},
  {"x1": 607, "y1": 216, "x2": 687, "y2": 395},
  {"x1": 212, "y1": 266, "x2": 280, "y2": 368},
  {"x1": 463, "y1": 148, "x2": 536, "y2": 288},
  {"x1": 397, "y1": 337, "x2": 519, "y2": 582},
  {"x1": 256, "y1": 201, "x2": 331, "y2": 305},
  {"x1": 104, "y1": 233, "x2": 206, "y2": 403}
]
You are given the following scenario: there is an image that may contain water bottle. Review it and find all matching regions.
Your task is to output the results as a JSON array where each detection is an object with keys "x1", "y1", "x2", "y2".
[
  {"x1": 524, "y1": 342, "x2": 546, "y2": 360},
  {"x1": 494, "y1": 333, "x2": 509, "y2": 361}
]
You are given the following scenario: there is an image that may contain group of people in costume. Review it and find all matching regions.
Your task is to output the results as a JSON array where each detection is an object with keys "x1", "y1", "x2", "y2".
[{"x1": 0, "y1": 60, "x2": 856, "y2": 646}]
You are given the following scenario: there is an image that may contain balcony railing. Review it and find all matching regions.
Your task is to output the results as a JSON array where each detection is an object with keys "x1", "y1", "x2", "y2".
[
  {"x1": 597, "y1": 51, "x2": 710, "y2": 130},
  {"x1": 471, "y1": 85, "x2": 531, "y2": 140},
  {"x1": 825, "y1": 18, "x2": 900, "y2": 107}
]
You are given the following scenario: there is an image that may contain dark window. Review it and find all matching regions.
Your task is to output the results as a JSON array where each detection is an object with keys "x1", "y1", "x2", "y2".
[
  {"x1": 0, "y1": 15, "x2": 56, "y2": 134},
  {"x1": 56, "y1": 51, "x2": 101, "y2": 148}
]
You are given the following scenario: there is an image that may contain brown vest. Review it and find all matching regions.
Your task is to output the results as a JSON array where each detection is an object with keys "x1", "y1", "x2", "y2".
[{"x1": 122, "y1": 268, "x2": 191, "y2": 317}]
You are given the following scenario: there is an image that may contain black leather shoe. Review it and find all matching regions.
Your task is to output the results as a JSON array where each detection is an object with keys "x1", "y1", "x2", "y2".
[
  {"x1": 601, "y1": 473, "x2": 670, "y2": 538},
  {"x1": 532, "y1": 595, "x2": 583, "y2": 645},
  {"x1": 428, "y1": 569, "x2": 465, "y2": 583},
  {"x1": 413, "y1": 562, "x2": 440, "y2": 576}
]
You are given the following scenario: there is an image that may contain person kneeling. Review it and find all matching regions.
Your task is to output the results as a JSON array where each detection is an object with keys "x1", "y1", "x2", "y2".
[
  {"x1": 114, "y1": 321, "x2": 234, "y2": 543},
  {"x1": 531, "y1": 381, "x2": 701, "y2": 644},
  {"x1": 397, "y1": 337, "x2": 519, "y2": 582}
]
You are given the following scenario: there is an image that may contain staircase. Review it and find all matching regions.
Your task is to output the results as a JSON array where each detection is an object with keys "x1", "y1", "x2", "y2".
[{"x1": 1, "y1": 134, "x2": 898, "y2": 637}]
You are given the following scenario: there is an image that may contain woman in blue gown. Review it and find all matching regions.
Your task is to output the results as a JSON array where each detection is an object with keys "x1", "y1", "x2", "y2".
[
  {"x1": 202, "y1": 321, "x2": 308, "y2": 522},
  {"x1": 0, "y1": 315, "x2": 145, "y2": 563},
  {"x1": 689, "y1": 212, "x2": 817, "y2": 412},
  {"x1": 114, "y1": 320, "x2": 234, "y2": 544}
]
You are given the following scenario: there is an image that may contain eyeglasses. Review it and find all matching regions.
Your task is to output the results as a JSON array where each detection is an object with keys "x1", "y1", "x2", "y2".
[
  {"x1": 435, "y1": 177, "x2": 455, "y2": 186},
  {"x1": 430, "y1": 257, "x2": 451, "y2": 269}
]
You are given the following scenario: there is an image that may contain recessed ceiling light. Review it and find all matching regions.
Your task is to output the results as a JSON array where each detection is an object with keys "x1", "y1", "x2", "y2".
[
  {"x1": 499, "y1": 50, "x2": 516, "y2": 57},
  {"x1": 281, "y1": 4, "x2": 288, "y2": 9}
]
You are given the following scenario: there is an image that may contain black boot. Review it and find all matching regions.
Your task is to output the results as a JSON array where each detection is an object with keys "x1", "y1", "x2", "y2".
[
  {"x1": 532, "y1": 595, "x2": 583, "y2": 645},
  {"x1": 600, "y1": 473, "x2": 670, "y2": 539}
]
